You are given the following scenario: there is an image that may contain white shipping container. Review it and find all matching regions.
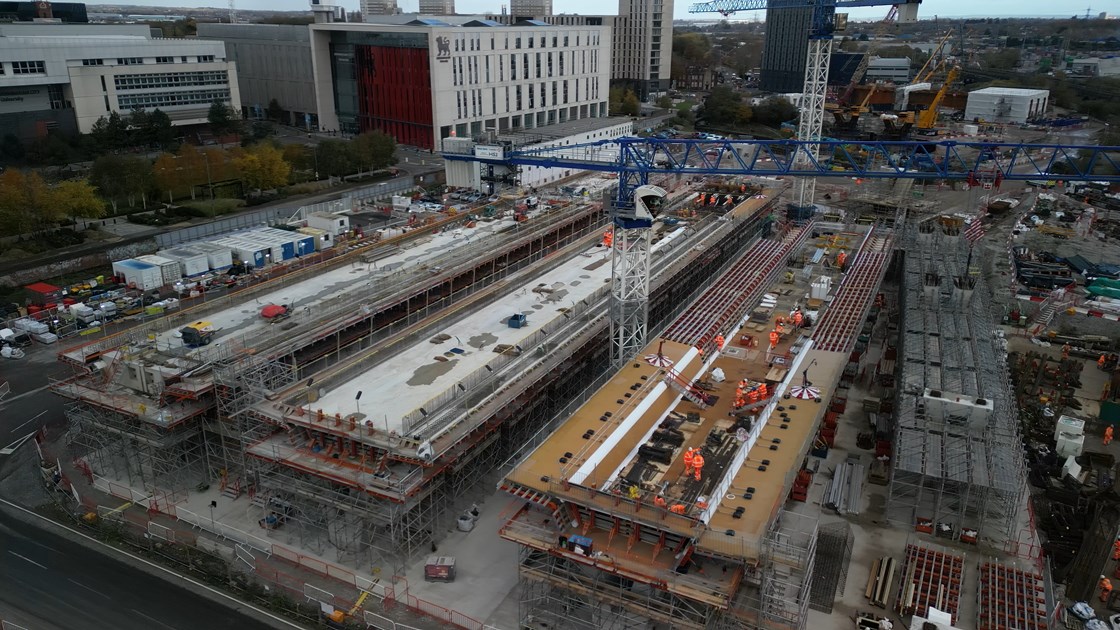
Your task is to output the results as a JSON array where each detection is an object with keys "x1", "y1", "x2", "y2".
[
  {"x1": 158, "y1": 248, "x2": 210, "y2": 277},
  {"x1": 112, "y1": 259, "x2": 164, "y2": 291},
  {"x1": 307, "y1": 212, "x2": 350, "y2": 236},
  {"x1": 298, "y1": 227, "x2": 332, "y2": 250},
  {"x1": 135, "y1": 254, "x2": 182, "y2": 285},
  {"x1": 191, "y1": 242, "x2": 234, "y2": 271}
]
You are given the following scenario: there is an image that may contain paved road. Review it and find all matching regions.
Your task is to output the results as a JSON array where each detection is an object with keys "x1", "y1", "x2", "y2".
[{"x1": 0, "y1": 503, "x2": 299, "y2": 630}]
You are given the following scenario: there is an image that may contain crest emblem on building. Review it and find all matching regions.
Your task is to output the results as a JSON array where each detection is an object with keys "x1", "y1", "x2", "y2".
[{"x1": 435, "y1": 36, "x2": 451, "y2": 62}]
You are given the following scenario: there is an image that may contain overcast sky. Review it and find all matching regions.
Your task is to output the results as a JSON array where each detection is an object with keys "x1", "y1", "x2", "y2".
[{"x1": 145, "y1": 0, "x2": 1100, "y2": 21}]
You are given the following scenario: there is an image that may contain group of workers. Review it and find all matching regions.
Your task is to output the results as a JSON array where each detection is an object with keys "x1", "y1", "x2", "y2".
[
  {"x1": 682, "y1": 447, "x2": 706, "y2": 481},
  {"x1": 735, "y1": 379, "x2": 769, "y2": 409}
]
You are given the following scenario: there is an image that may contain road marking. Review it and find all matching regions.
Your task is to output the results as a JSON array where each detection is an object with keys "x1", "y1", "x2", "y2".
[
  {"x1": 0, "y1": 431, "x2": 38, "y2": 456},
  {"x1": 11, "y1": 410, "x2": 47, "y2": 433},
  {"x1": 8, "y1": 550, "x2": 47, "y2": 569},
  {"x1": 0, "y1": 383, "x2": 51, "y2": 404},
  {"x1": 0, "y1": 496, "x2": 307, "y2": 629},
  {"x1": 131, "y1": 609, "x2": 180, "y2": 630},
  {"x1": 68, "y1": 578, "x2": 111, "y2": 599}
]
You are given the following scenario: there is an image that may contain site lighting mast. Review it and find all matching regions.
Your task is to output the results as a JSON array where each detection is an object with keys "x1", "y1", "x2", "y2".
[{"x1": 688, "y1": 0, "x2": 922, "y2": 216}]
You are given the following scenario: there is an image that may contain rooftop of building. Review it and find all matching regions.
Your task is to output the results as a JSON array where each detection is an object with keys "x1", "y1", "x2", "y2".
[
  {"x1": 306, "y1": 239, "x2": 614, "y2": 438},
  {"x1": 495, "y1": 116, "x2": 633, "y2": 146},
  {"x1": 311, "y1": 15, "x2": 602, "y2": 31}
]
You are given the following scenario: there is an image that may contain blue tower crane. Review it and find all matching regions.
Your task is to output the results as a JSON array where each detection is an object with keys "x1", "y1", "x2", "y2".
[{"x1": 443, "y1": 135, "x2": 1119, "y2": 365}]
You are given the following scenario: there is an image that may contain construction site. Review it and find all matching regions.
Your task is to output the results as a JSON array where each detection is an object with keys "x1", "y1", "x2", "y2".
[{"x1": 36, "y1": 0, "x2": 1120, "y2": 628}]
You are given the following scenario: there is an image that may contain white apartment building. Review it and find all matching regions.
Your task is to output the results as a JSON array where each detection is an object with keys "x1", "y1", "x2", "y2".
[
  {"x1": 509, "y1": 0, "x2": 553, "y2": 17},
  {"x1": 0, "y1": 23, "x2": 240, "y2": 138},
  {"x1": 492, "y1": 7, "x2": 673, "y2": 101},
  {"x1": 310, "y1": 18, "x2": 612, "y2": 150},
  {"x1": 418, "y1": 0, "x2": 455, "y2": 14},
  {"x1": 360, "y1": 0, "x2": 398, "y2": 16}
]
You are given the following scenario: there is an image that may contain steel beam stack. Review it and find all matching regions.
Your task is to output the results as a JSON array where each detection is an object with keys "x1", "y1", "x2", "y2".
[
  {"x1": 977, "y1": 562, "x2": 1049, "y2": 630},
  {"x1": 895, "y1": 543, "x2": 964, "y2": 624}
]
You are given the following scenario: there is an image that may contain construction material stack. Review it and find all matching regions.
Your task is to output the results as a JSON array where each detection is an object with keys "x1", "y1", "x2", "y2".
[
  {"x1": 976, "y1": 562, "x2": 1049, "y2": 630},
  {"x1": 895, "y1": 543, "x2": 964, "y2": 624}
]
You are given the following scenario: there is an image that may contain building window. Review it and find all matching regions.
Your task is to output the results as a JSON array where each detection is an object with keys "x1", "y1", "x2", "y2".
[
  {"x1": 156, "y1": 56, "x2": 174, "y2": 64},
  {"x1": 515, "y1": 37, "x2": 521, "y2": 49},
  {"x1": 116, "y1": 57, "x2": 144, "y2": 65},
  {"x1": 198, "y1": 55, "x2": 215, "y2": 63},
  {"x1": 48, "y1": 84, "x2": 66, "y2": 109},
  {"x1": 114, "y1": 70, "x2": 230, "y2": 91},
  {"x1": 117, "y1": 89, "x2": 231, "y2": 110},
  {"x1": 82, "y1": 58, "x2": 104, "y2": 66},
  {"x1": 12, "y1": 60, "x2": 45, "y2": 74}
]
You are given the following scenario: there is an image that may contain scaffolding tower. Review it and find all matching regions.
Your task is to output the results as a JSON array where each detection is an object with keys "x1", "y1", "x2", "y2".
[{"x1": 887, "y1": 220, "x2": 1026, "y2": 543}]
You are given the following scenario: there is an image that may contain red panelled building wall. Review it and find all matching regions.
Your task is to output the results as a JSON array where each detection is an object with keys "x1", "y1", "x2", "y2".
[{"x1": 355, "y1": 45, "x2": 435, "y2": 150}]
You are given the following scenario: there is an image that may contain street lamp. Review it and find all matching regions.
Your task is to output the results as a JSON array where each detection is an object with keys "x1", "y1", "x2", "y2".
[{"x1": 355, "y1": 390, "x2": 363, "y2": 417}]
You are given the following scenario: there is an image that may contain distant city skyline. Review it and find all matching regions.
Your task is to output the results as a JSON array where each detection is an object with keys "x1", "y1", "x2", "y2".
[{"x1": 94, "y1": 0, "x2": 1112, "y2": 21}]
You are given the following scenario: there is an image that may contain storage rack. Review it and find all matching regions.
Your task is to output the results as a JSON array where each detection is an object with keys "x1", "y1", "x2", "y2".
[
  {"x1": 895, "y1": 543, "x2": 964, "y2": 623},
  {"x1": 977, "y1": 561, "x2": 1047, "y2": 630}
]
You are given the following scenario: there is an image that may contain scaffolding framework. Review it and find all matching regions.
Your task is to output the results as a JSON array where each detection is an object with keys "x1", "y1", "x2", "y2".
[
  {"x1": 887, "y1": 222, "x2": 1025, "y2": 543},
  {"x1": 65, "y1": 401, "x2": 209, "y2": 494}
]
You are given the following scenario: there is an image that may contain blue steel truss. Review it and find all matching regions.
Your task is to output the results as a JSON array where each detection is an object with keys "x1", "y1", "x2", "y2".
[{"x1": 444, "y1": 137, "x2": 1120, "y2": 185}]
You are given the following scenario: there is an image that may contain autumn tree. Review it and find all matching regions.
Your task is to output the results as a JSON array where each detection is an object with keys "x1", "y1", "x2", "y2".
[
  {"x1": 0, "y1": 170, "x2": 103, "y2": 233},
  {"x1": 609, "y1": 87, "x2": 640, "y2": 117},
  {"x1": 234, "y1": 143, "x2": 291, "y2": 192},
  {"x1": 51, "y1": 180, "x2": 106, "y2": 221}
]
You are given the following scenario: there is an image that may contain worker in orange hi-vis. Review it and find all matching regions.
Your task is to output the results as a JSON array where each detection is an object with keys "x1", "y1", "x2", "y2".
[
  {"x1": 793, "y1": 310, "x2": 804, "y2": 328},
  {"x1": 654, "y1": 496, "x2": 667, "y2": 509},
  {"x1": 758, "y1": 383, "x2": 768, "y2": 399},
  {"x1": 714, "y1": 334, "x2": 725, "y2": 350},
  {"x1": 692, "y1": 453, "x2": 705, "y2": 482},
  {"x1": 670, "y1": 504, "x2": 686, "y2": 514},
  {"x1": 837, "y1": 251, "x2": 847, "y2": 268},
  {"x1": 1101, "y1": 575, "x2": 1114, "y2": 602},
  {"x1": 1101, "y1": 355, "x2": 1108, "y2": 369},
  {"x1": 769, "y1": 330, "x2": 780, "y2": 348},
  {"x1": 1112, "y1": 537, "x2": 1120, "y2": 561},
  {"x1": 1105, "y1": 425, "x2": 1114, "y2": 446},
  {"x1": 683, "y1": 447, "x2": 696, "y2": 476}
]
